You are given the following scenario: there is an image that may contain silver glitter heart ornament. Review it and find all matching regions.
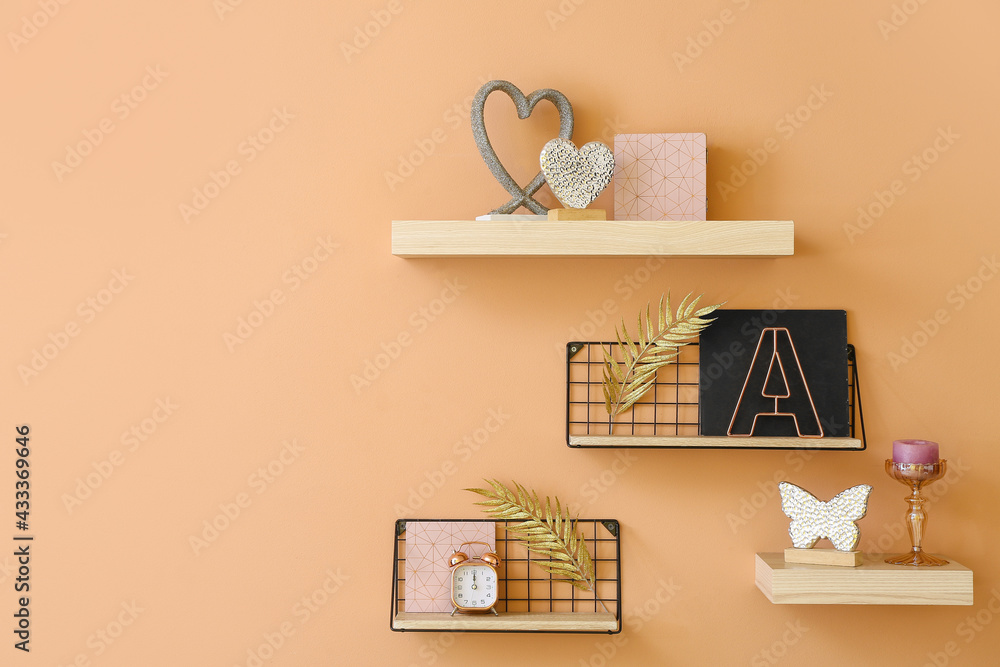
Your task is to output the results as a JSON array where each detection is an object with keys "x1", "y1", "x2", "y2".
[
  {"x1": 471, "y1": 80, "x2": 574, "y2": 215},
  {"x1": 539, "y1": 138, "x2": 614, "y2": 210}
]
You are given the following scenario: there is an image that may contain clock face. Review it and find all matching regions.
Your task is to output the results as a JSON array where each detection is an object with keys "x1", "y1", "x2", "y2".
[{"x1": 452, "y1": 563, "x2": 497, "y2": 610}]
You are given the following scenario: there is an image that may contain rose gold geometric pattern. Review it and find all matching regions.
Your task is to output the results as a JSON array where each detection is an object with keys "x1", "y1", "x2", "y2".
[
  {"x1": 404, "y1": 521, "x2": 494, "y2": 612},
  {"x1": 614, "y1": 133, "x2": 707, "y2": 220}
]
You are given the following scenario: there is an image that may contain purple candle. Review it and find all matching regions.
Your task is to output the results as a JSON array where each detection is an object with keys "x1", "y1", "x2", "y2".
[{"x1": 893, "y1": 439, "x2": 940, "y2": 464}]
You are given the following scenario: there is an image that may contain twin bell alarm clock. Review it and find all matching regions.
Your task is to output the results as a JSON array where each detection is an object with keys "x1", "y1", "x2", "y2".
[{"x1": 448, "y1": 541, "x2": 501, "y2": 616}]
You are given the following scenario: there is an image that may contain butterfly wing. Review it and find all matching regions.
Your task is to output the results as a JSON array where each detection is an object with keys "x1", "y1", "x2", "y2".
[
  {"x1": 826, "y1": 484, "x2": 873, "y2": 522},
  {"x1": 822, "y1": 484, "x2": 873, "y2": 551},
  {"x1": 778, "y1": 481, "x2": 823, "y2": 549}
]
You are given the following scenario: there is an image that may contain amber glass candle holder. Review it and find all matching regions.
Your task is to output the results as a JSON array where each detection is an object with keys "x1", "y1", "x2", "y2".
[{"x1": 884, "y1": 459, "x2": 949, "y2": 566}]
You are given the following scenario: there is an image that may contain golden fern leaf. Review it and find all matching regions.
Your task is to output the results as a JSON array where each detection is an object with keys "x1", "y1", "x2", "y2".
[
  {"x1": 603, "y1": 292, "x2": 724, "y2": 418},
  {"x1": 466, "y1": 480, "x2": 604, "y2": 602}
]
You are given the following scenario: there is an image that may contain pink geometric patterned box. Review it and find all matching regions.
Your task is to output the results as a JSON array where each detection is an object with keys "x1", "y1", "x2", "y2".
[
  {"x1": 614, "y1": 133, "x2": 707, "y2": 220},
  {"x1": 404, "y1": 521, "x2": 495, "y2": 613}
]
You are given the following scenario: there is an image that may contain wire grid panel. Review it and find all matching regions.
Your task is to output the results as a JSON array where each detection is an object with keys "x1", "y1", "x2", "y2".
[
  {"x1": 567, "y1": 341, "x2": 858, "y2": 439},
  {"x1": 569, "y1": 341, "x2": 702, "y2": 436},
  {"x1": 393, "y1": 519, "x2": 620, "y2": 618}
]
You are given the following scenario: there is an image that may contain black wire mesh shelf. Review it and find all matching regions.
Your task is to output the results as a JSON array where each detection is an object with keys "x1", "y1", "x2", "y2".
[
  {"x1": 566, "y1": 341, "x2": 866, "y2": 450},
  {"x1": 391, "y1": 518, "x2": 621, "y2": 633}
]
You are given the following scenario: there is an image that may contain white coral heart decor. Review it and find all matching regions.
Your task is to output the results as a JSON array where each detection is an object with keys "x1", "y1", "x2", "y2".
[{"x1": 539, "y1": 138, "x2": 614, "y2": 209}]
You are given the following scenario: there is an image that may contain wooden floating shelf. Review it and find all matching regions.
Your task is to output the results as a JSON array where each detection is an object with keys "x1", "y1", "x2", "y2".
[
  {"x1": 391, "y1": 612, "x2": 618, "y2": 633},
  {"x1": 568, "y1": 435, "x2": 863, "y2": 450},
  {"x1": 755, "y1": 552, "x2": 973, "y2": 605},
  {"x1": 391, "y1": 219, "x2": 794, "y2": 257}
]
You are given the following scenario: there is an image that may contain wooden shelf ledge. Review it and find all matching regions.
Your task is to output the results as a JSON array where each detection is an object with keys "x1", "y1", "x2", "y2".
[
  {"x1": 391, "y1": 220, "x2": 794, "y2": 257},
  {"x1": 755, "y1": 552, "x2": 973, "y2": 605},
  {"x1": 391, "y1": 611, "x2": 619, "y2": 632},
  {"x1": 568, "y1": 435, "x2": 863, "y2": 450}
]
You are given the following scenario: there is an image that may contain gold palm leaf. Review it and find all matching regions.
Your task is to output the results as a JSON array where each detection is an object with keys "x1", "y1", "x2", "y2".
[
  {"x1": 466, "y1": 480, "x2": 602, "y2": 603},
  {"x1": 603, "y1": 292, "x2": 723, "y2": 418}
]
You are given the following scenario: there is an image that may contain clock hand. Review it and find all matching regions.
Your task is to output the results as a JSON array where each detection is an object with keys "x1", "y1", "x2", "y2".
[{"x1": 472, "y1": 570, "x2": 478, "y2": 590}]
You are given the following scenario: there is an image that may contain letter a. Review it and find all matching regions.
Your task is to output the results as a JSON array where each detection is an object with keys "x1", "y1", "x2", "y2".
[{"x1": 728, "y1": 328, "x2": 823, "y2": 437}]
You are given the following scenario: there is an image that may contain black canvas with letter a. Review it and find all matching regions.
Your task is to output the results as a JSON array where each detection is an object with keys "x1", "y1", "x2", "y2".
[{"x1": 698, "y1": 310, "x2": 850, "y2": 438}]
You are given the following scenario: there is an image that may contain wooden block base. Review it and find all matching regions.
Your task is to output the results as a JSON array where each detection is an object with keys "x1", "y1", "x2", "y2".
[
  {"x1": 755, "y1": 552, "x2": 973, "y2": 605},
  {"x1": 547, "y1": 208, "x2": 607, "y2": 221},
  {"x1": 784, "y1": 548, "x2": 862, "y2": 567}
]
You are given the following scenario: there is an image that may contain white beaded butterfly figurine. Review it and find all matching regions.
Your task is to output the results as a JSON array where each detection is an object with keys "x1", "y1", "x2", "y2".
[{"x1": 778, "y1": 482, "x2": 873, "y2": 552}]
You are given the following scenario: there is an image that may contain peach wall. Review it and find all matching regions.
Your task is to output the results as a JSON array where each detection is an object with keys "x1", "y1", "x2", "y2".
[{"x1": 5, "y1": 0, "x2": 999, "y2": 665}]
